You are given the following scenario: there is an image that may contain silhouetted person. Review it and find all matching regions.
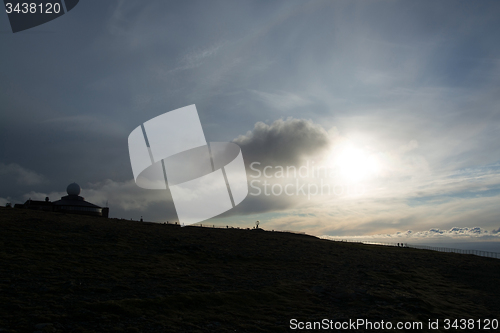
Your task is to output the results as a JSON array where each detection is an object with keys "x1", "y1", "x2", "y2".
[{"x1": 140, "y1": 216, "x2": 143, "y2": 222}]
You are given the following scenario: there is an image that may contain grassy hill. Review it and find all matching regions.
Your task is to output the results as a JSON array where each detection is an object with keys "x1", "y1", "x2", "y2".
[{"x1": 0, "y1": 207, "x2": 499, "y2": 332}]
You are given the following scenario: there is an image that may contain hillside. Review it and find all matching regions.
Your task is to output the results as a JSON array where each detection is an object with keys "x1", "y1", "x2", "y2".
[{"x1": 0, "y1": 207, "x2": 499, "y2": 332}]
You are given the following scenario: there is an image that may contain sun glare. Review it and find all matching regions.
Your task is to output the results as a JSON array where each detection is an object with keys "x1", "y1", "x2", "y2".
[{"x1": 333, "y1": 145, "x2": 380, "y2": 182}]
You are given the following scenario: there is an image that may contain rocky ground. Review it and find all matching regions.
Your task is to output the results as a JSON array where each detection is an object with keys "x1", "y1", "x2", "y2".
[{"x1": 0, "y1": 207, "x2": 499, "y2": 332}]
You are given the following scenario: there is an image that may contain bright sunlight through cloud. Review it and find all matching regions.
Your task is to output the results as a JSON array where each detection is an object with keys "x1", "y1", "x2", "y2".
[{"x1": 332, "y1": 144, "x2": 381, "y2": 182}]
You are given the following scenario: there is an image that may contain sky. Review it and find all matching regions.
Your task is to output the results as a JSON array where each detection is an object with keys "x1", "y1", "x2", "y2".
[{"x1": 1, "y1": 0, "x2": 500, "y2": 246}]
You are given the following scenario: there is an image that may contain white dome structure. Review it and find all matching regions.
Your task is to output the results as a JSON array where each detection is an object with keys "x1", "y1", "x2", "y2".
[{"x1": 67, "y1": 182, "x2": 81, "y2": 196}]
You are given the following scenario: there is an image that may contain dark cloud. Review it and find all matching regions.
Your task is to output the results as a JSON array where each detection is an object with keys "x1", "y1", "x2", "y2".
[
  {"x1": 0, "y1": 163, "x2": 46, "y2": 186},
  {"x1": 212, "y1": 118, "x2": 335, "y2": 217},
  {"x1": 234, "y1": 118, "x2": 332, "y2": 167}
]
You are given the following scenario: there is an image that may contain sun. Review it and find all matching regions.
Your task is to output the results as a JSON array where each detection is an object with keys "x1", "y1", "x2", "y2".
[{"x1": 333, "y1": 144, "x2": 380, "y2": 182}]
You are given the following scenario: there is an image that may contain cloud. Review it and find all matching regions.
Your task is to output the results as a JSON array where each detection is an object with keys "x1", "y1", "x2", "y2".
[
  {"x1": 398, "y1": 139, "x2": 419, "y2": 154},
  {"x1": 168, "y1": 42, "x2": 226, "y2": 73},
  {"x1": 320, "y1": 226, "x2": 500, "y2": 242},
  {"x1": 22, "y1": 190, "x2": 65, "y2": 203},
  {"x1": 225, "y1": 115, "x2": 500, "y2": 234},
  {"x1": 204, "y1": 117, "x2": 336, "y2": 217},
  {"x1": 250, "y1": 90, "x2": 312, "y2": 110},
  {"x1": 234, "y1": 117, "x2": 333, "y2": 167},
  {"x1": 233, "y1": 176, "x2": 500, "y2": 237},
  {"x1": 43, "y1": 115, "x2": 127, "y2": 137},
  {"x1": 0, "y1": 163, "x2": 46, "y2": 186},
  {"x1": 104, "y1": 1, "x2": 153, "y2": 46}
]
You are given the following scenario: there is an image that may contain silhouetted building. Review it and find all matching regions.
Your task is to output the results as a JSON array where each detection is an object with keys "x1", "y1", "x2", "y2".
[
  {"x1": 18, "y1": 183, "x2": 109, "y2": 218},
  {"x1": 20, "y1": 196, "x2": 52, "y2": 211}
]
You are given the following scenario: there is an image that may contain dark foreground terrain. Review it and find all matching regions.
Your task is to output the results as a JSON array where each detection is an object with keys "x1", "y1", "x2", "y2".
[{"x1": 0, "y1": 207, "x2": 499, "y2": 333}]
